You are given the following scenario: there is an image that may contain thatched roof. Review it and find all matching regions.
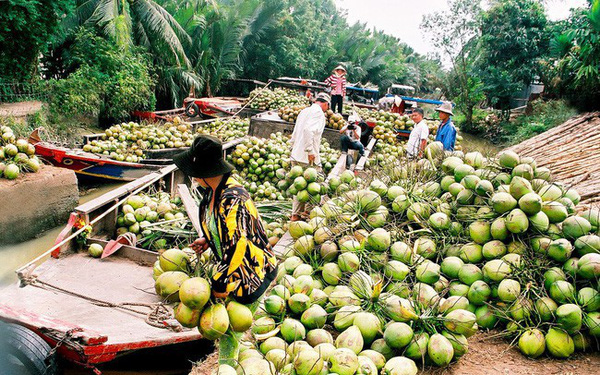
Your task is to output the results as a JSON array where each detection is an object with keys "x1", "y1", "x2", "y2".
[{"x1": 507, "y1": 112, "x2": 600, "y2": 206}]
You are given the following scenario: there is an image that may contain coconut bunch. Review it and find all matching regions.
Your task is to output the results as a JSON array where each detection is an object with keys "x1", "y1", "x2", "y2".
[
  {"x1": 114, "y1": 192, "x2": 194, "y2": 251},
  {"x1": 228, "y1": 135, "x2": 340, "y2": 202},
  {"x1": 0, "y1": 125, "x2": 41, "y2": 180},
  {"x1": 151, "y1": 246, "x2": 255, "y2": 341},
  {"x1": 325, "y1": 111, "x2": 346, "y2": 131},
  {"x1": 279, "y1": 105, "x2": 308, "y2": 123},
  {"x1": 249, "y1": 88, "x2": 309, "y2": 111},
  {"x1": 281, "y1": 166, "x2": 328, "y2": 204},
  {"x1": 228, "y1": 134, "x2": 291, "y2": 201},
  {"x1": 395, "y1": 143, "x2": 600, "y2": 359},
  {"x1": 229, "y1": 194, "x2": 480, "y2": 374},
  {"x1": 197, "y1": 117, "x2": 249, "y2": 142},
  {"x1": 83, "y1": 119, "x2": 194, "y2": 162}
]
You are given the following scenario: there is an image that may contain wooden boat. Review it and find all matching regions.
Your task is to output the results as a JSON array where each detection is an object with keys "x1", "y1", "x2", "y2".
[
  {"x1": 0, "y1": 165, "x2": 205, "y2": 372},
  {"x1": 29, "y1": 129, "x2": 163, "y2": 182}
]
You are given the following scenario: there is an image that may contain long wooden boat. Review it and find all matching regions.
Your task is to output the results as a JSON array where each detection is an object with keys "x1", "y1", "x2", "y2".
[
  {"x1": 0, "y1": 165, "x2": 205, "y2": 371},
  {"x1": 29, "y1": 130, "x2": 163, "y2": 182}
]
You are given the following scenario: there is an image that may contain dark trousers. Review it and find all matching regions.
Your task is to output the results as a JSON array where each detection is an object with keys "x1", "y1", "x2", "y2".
[
  {"x1": 331, "y1": 95, "x2": 343, "y2": 114},
  {"x1": 341, "y1": 135, "x2": 364, "y2": 167}
]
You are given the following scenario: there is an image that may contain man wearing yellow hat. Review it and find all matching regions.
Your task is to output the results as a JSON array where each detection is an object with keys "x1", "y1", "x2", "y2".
[{"x1": 434, "y1": 102, "x2": 457, "y2": 151}]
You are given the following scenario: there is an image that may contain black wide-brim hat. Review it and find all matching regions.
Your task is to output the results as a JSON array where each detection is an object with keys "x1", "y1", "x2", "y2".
[{"x1": 173, "y1": 135, "x2": 234, "y2": 178}]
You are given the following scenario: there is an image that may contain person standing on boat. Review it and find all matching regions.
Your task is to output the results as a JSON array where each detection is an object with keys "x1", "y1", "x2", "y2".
[
  {"x1": 289, "y1": 93, "x2": 330, "y2": 221},
  {"x1": 324, "y1": 65, "x2": 347, "y2": 114},
  {"x1": 434, "y1": 102, "x2": 457, "y2": 151}
]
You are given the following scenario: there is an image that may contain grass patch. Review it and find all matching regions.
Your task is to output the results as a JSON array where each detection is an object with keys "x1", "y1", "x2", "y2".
[{"x1": 501, "y1": 99, "x2": 578, "y2": 145}]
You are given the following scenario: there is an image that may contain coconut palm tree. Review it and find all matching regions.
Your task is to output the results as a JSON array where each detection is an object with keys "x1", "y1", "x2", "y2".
[{"x1": 60, "y1": 0, "x2": 200, "y2": 107}]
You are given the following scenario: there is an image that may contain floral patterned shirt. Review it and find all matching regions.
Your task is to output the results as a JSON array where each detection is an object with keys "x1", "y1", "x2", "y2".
[{"x1": 199, "y1": 175, "x2": 278, "y2": 303}]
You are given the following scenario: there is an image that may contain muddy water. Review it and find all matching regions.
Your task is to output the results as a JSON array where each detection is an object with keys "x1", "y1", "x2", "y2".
[
  {"x1": 0, "y1": 182, "x2": 123, "y2": 286},
  {"x1": 459, "y1": 132, "x2": 503, "y2": 155}
]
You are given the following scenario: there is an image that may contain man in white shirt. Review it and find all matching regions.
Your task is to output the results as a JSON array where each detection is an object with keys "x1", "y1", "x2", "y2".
[
  {"x1": 406, "y1": 108, "x2": 429, "y2": 159},
  {"x1": 339, "y1": 113, "x2": 365, "y2": 168},
  {"x1": 289, "y1": 93, "x2": 330, "y2": 220}
]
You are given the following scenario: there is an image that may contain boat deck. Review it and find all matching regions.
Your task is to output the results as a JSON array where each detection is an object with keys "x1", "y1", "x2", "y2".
[{"x1": 0, "y1": 251, "x2": 200, "y2": 363}]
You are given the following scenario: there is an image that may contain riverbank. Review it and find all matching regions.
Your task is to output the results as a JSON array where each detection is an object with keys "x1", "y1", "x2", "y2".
[{"x1": 0, "y1": 165, "x2": 78, "y2": 244}]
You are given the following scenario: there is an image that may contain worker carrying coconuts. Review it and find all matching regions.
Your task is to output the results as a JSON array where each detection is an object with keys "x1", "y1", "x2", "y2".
[
  {"x1": 289, "y1": 93, "x2": 330, "y2": 221},
  {"x1": 434, "y1": 102, "x2": 457, "y2": 151},
  {"x1": 174, "y1": 135, "x2": 278, "y2": 303}
]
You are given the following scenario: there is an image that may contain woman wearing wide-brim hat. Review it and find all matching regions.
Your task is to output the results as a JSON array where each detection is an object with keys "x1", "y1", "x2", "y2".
[
  {"x1": 434, "y1": 102, "x2": 457, "y2": 151},
  {"x1": 174, "y1": 135, "x2": 278, "y2": 364},
  {"x1": 325, "y1": 65, "x2": 347, "y2": 114}
]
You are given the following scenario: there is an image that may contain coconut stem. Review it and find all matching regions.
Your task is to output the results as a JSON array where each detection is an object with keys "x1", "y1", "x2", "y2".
[{"x1": 217, "y1": 299, "x2": 261, "y2": 367}]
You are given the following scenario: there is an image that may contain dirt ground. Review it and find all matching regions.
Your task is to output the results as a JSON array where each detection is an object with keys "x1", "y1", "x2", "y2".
[
  {"x1": 190, "y1": 332, "x2": 600, "y2": 375},
  {"x1": 0, "y1": 100, "x2": 43, "y2": 117}
]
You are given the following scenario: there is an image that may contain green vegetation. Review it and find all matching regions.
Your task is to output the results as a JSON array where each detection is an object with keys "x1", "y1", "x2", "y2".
[{"x1": 0, "y1": 0, "x2": 599, "y2": 140}]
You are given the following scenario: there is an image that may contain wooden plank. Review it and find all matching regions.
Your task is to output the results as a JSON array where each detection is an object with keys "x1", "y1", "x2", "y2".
[
  {"x1": 75, "y1": 165, "x2": 176, "y2": 215},
  {"x1": 87, "y1": 238, "x2": 157, "y2": 266},
  {"x1": 273, "y1": 231, "x2": 294, "y2": 258},
  {"x1": 177, "y1": 184, "x2": 201, "y2": 236},
  {"x1": 354, "y1": 137, "x2": 378, "y2": 171}
]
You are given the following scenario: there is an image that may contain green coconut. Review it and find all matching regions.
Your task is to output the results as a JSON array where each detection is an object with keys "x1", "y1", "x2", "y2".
[
  {"x1": 334, "y1": 305, "x2": 362, "y2": 331},
  {"x1": 429, "y1": 212, "x2": 451, "y2": 230},
  {"x1": 574, "y1": 234, "x2": 600, "y2": 256},
  {"x1": 547, "y1": 238, "x2": 573, "y2": 262},
  {"x1": 366, "y1": 228, "x2": 391, "y2": 251},
  {"x1": 322, "y1": 263, "x2": 343, "y2": 285},
  {"x1": 545, "y1": 328, "x2": 574, "y2": 358},
  {"x1": 199, "y1": 303, "x2": 229, "y2": 340},
  {"x1": 441, "y1": 256, "x2": 464, "y2": 279},
  {"x1": 359, "y1": 350, "x2": 386, "y2": 371},
  {"x1": 382, "y1": 356, "x2": 418, "y2": 375},
  {"x1": 440, "y1": 296, "x2": 470, "y2": 314},
  {"x1": 442, "y1": 331, "x2": 468, "y2": 358},
  {"x1": 252, "y1": 316, "x2": 276, "y2": 335},
  {"x1": 293, "y1": 348, "x2": 323, "y2": 375},
  {"x1": 505, "y1": 209, "x2": 529, "y2": 234},
  {"x1": 497, "y1": 279, "x2": 521, "y2": 302},
  {"x1": 578, "y1": 253, "x2": 600, "y2": 279},
  {"x1": 338, "y1": 252, "x2": 360, "y2": 273},
  {"x1": 175, "y1": 303, "x2": 201, "y2": 328},
  {"x1": 383, "y1": 322, "x2": 414, "y2": 349},
  {"x1": 415, "y1": 260, "x2": 440, "y2": 284},
  {"x1": 556, "y1": 304, "x2": 583, "y2": 334},
  {"x1": 509, "y1": 176, "x2": 533, "y2": 200},
  {"x1": 475, "y1": 305, "x2": 498, "y2": 329},
  {"x1": 260, "y1": 337, "x2": 288, "y2": 354},
  {"x1": 390, "y1": 242, "x2": 412, "y2": 264},
  {"x1": 562, "y1": 216, "x2": 591, "y2": 239},
  {"x1": 467, "y1": 280, "x2": 491, "y2": 306},
  {"x1": 482, "y1": 259, "x2": 512, "y2": 282},
  {"x1": 159, "y1": 249, "x2": 190, "y2": 272},
  {"x1": 490, "y1": 217, "x2": 509, "y2": 240},
  {"x1": 549, "y1": 280, "x2": 576, "y2": 304},
  {"x1": 475, "y1": 180, "x2": 494, "y2": 197},
  {"x1": 301, "y1": 305, "x2": 328, "y2": 330},
  {"x1": 535, "y1": 297, "x2": 558, "y2": 322},
  {"x1": 352, "y1": 312, "x2": 382, "y2": 345},
  {"x1": 584, "y1": 312, "x2": 600, "y2": 337},
  {"x1": 155, "y1": 271, "x2": 189, "y2": 302},
  {"x1": 329, "y1": 348, "x2": 359, "y2": 375},
  {"x1": 468, "y1": 221, "x2": 492, "y2": 245},
  {"x1": 281, "y1": 318, "x2": 306, "y2": 342},
  {"x1": 544, "y1": 267, "x2": 567, "y2": 290},
  {"x1": 518, "y1": 329, "x2": 546, "y2": 358},
  {"x1": 336, "y1": 326, "x2": 365, "y2": 354},
  {"x1": 226, "y1": 301, "x2": 253, "y2": 332},
  {"x1": 482, "y1": 240, "x2": 507, "y2": 260},
  {"x1": 443, "y1": 309, "x2": 476, "y2": 335},
  {"x1": 542, "y1": 201, "x2": 568, "y2": 223},
  {"x1": 458, "y1": 264, "x2": 483, "y2": 285},
  {"x1": 427, "y1": 333, "x2": 454, "y2": 366},
  {"x1": 460, "y1": 243, "x2": 483, "y2": 264},
  {"x1": 529, "y1": 211, "x2": 550, "y2": 232}
]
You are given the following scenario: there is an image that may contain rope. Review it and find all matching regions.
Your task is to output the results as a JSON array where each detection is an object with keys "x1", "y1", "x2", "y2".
[{"x1": 20, "y1": 274, "x2": 182, "y2": 332}]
